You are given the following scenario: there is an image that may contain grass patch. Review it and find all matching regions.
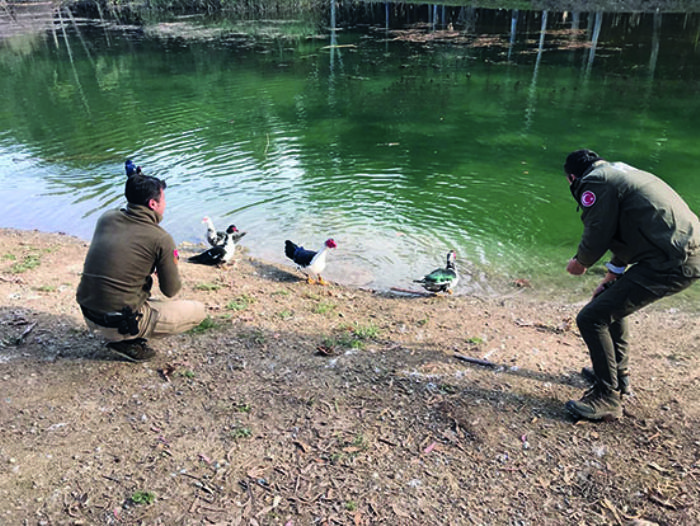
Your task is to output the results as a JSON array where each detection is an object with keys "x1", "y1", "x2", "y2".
[
  {"x1": 240, "y1": 328, "x2": 266, "y2": 345},
  {"x1": 351, "y1": 434, "x2": 367, "y2": 448},
  {"x1": 313, "y1": 301, "x2": 336, "y2": 314},
  {"x1": 34, "y1": 285, "x2": 56, "y2": 292},
  {"x1": 226, "y1": 294, "x2": 254, "y2": 311},
  {"x1": 130, "y1": 490, "x2": 155, "y2": 505},
  {"x1": 322, "y1": 322, "x2": 381, "y2": 351},
  {"x1": 277, "y1": 309, "x2": 293, "y2": 320},
  {"x1": 235, "y1": 402, "x2": 252, "y2": 413},
  {"x1": 228, "y1": 427, "x2": 252, "y2": 440},
  {"x1": 188, "y1": 317, "x2": 218, "y2": 334},
  {"x1": 466, "y1": 336, "x2": 484, "y2": 345},
  {"x1": 250, "y1": 329, "x2": 266, "y2": 345},
  {"x1": 3, "y1": 253, "x2": 16, "y2": 260},
  {"x1": 322, "y1": 333, "x2": 359, "y2": 349},
  {"x1": 351, "y1": 322, "x2": 380, "y2": 340},
  {"x1": 177, "y1": 369, "x2": 196, "y2": 379},
  {"x1": 9, "y1": 254, "x2": 41, "y2": 273},
  {"x1": 330, "y1": 433, "x2": 368, "y2": 464},
  {"x1": 194, "y1": 282, "x2": 221, "y2": 291},
  {"x1": 303, "y1": 292, "x2": 322, "y2": 300}
]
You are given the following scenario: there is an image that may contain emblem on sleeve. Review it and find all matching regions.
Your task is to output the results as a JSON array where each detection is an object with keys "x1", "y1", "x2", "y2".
[
  {"x1": 173, "y1": 249, "x2": 180, "y2": 264},
  {"x1": 581, "y1": 191, "x2": 596, "y2": 207}
]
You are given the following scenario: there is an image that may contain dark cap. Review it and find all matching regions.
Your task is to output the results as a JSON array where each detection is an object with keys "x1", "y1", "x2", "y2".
[{"x1": 564, "y1": 149, "x2": 601, "y2": 178}]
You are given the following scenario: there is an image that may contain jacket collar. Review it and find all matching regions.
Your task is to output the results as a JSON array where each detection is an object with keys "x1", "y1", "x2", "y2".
[
  {"x1": 123, "y1": 203, "x2": 163, "y2": 224},
  {"x1": 570, "y1": 159, "x2": 608, "y2": 203},
  {"x1": 581, "y1": 159, "x2": 607, "y2": 179}
]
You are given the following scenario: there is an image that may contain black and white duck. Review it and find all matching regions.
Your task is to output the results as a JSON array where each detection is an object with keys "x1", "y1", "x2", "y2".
[
  {"x1": 189, "y1": 223, "x2": 247, "y2": 266},
  {"x1": 201, "y1": 216, "x2": 246, "y2": 247}
]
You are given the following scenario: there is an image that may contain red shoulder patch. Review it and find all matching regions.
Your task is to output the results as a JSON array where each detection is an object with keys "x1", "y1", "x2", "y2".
[
  {"x1": 173, "y1": 249, "x2": 179, "y2": 264},
  {"x1": 581, "y1": 190, "x2": 596, "y2": 207}
]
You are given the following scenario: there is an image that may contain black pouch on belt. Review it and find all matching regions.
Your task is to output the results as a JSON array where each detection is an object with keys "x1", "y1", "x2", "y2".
[
  {"x1": 115, "y1": 306, "x2": 141, "y2": 336},
  {"x1": 82, "y1": 306, "x2": 142, "y2": 336}
]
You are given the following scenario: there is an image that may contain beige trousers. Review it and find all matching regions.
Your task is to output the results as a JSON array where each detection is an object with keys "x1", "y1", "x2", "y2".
[{"x1": 84, "y1": 298, "x2": 206, "y2": 342}]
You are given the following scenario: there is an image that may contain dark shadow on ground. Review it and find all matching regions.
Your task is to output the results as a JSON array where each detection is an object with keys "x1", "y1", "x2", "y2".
[
  {"x1": 0, "y1": 306, "x2": 118, "y2": 362},
  {"x1": 249, "y1": 260, "x2": 306, "y2": 283}
]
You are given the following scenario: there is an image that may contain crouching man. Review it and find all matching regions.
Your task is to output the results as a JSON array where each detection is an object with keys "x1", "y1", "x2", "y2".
[
  {"x1": 77, "y1": 162, "x2": 206, "y2": 362},
  {"x1": 563, "y1": 149, "x2": 700, "y2": 420}
]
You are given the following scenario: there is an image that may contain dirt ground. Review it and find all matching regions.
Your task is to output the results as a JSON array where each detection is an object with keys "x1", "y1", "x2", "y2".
[{"x1": 0, "y1": 228, "x2": 698, "y2": 526}]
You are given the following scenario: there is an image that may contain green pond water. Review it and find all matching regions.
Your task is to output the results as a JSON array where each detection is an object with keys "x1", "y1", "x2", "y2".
[{"x1": 1, "y1": 5, "x2": 700, "y2": 301}]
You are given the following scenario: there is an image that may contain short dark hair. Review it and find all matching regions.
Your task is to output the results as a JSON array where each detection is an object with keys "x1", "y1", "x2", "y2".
[
  {"x1": 125, "y1": 174, "x2": 167, "y2": 206},
  {"x1": 564, "y1": 149, "x2": 602, "y2": 178}
]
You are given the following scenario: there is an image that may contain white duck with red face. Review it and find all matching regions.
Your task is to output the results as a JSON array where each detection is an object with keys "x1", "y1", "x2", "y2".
[{"x1": 284, "y1": 238, "x2": 337, "y2": 285}]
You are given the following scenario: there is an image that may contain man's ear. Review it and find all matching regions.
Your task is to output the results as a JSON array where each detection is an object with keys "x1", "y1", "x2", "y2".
[{"x1": 147, "y1": 198, "x2": 158, "y2": 211}]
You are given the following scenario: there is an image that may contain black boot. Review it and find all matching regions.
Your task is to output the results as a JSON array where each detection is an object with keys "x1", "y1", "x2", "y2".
[
  {"x1": 566, "y1": 383, "x2": 622, "y2": 421},
  {"x1": 107, "y1": 338, "x2": 156, "y2": 363}
]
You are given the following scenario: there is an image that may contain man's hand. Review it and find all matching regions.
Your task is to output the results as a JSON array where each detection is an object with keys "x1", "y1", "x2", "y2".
[
  {"x1": 592, "y1": 271, "x2": 620, "y2": 298},
  {"x1": 566, "y1": 257, "x2": 587, "y2": 276}
]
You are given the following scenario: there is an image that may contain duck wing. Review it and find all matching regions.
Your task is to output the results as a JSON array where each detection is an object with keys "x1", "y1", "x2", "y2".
[
  {"x1": 188, "y1": 246, "x2": 226, "y2": 266},
  {"x1": 230, "y1": 231, "x2": 247, "y2": 243},
  {"x1": 210, "y1": 232, "x2": 228, "y2": 247},
  {"x1": 285, "y1": 240, "x2": 316, "y2": 267}
]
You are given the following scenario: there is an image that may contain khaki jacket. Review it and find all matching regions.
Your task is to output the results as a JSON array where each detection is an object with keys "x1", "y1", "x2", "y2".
[
  {"x1": 76, "y1": 204, "x2": 181, "y2": 313},
  {"x1": 570, "y1": 160, "x2": 700, "y2": 276}
]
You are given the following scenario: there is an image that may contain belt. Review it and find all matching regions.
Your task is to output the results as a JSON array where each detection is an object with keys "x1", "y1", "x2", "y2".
[{"x1": 80, "y1": 305, "x2": 142, "y2": 336}]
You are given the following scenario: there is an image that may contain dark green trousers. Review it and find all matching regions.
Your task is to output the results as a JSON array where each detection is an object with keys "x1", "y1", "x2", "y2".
[{"x1": 576, "y1": 264, "x2": 697, "y2": 391}]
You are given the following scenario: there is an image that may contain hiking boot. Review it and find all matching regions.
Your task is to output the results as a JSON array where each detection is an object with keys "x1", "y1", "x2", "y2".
[
  {"x1": 581, "y1": 366, "x2": 633, "y2": 396},
  {"x1": 566, "y1": 384, "x2": 622, "y2": 421},
  {"x1": 107, "y1": 338, "x2": 156, "y2": 363}
]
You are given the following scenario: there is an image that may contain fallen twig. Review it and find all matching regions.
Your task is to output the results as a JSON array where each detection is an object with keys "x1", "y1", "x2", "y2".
[
  {"x1": 600, "y1": 498, "x2": 623, "y2": 525},
  {"x1": 647, "y1": 493, "x2": 678, "y2": 510},
  {"x1": 17, "y1": 321, "x2": 37, "y2": 344},
  {"x1": 188, "y1": 495, "x2": 199, "y2": 513},
  {"x1": 453, "y1": 353, "x2": 497, "y2": 368},
  {"x1": 390, "y1": 287, "x2": 434, "y2": 297}
]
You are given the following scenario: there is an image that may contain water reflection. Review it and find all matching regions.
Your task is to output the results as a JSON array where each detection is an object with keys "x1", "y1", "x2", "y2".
[
  {"x1": 524, "y1": 10, "x2": 547, "y2": 132},
  {"x1": 649, "y1": 11, "x2": 661, "y2": 79},
  {"x1": 1, "y1": 3, "x2": 700, "y2": 297},
  {"x1": 584, "y1": 11, "x2": 603, "y2": 79},
  {"x1": 507, "y1": 9, "x2": 518, "y2": 62}
]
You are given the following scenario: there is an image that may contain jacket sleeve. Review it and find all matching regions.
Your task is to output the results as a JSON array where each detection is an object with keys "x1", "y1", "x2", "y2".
[
  {"x1": 155, "y1": 233, "x2": 182, "y2": 297},
  {"x1": 575, "y1": 180, "x2": 619, "y2": 267}
]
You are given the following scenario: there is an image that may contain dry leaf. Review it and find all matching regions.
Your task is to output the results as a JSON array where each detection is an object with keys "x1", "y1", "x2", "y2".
[
  {"x1": 294, "y1": 441, "x2": 310, "y2": 453},
  {"x1": 392, "y1": 503, "x2": 410, "y2": 518}
]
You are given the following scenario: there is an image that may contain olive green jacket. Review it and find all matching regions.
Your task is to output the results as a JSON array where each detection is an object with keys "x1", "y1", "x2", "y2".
[
  {"x1": 571, "y1": 160, "x2": 700, "y2": 276},
  {"x1": 76, "y1": 204, "x2": 181, "y2": 313}
]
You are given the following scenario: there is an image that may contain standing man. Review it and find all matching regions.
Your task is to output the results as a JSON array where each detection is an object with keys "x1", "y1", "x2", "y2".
[
  {"x1": 77, "y1": 161, "x2": 206, "y2": 362},
  {"x1": 564, "y1": 149, "x2": 700, "y2": 421}
]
